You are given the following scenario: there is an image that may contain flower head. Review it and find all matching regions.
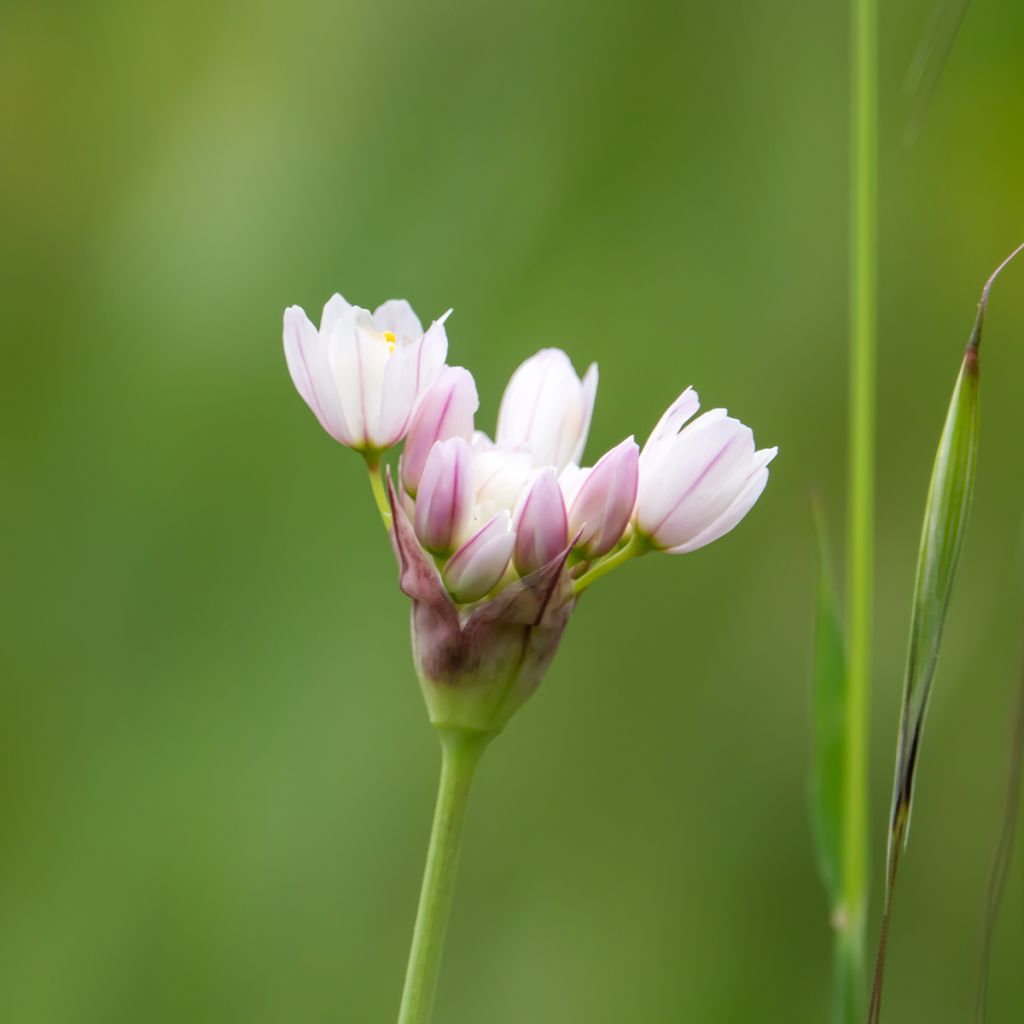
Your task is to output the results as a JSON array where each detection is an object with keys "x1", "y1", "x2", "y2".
[
  {"x1": 283, "y1": 295, "x2": 777, "y2": 734},
  {"x1": 283, "y1": 294, "x2": 449, "y2": 454}
]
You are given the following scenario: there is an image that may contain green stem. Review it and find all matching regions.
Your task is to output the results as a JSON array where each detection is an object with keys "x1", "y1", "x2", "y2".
[
  {"x1": 366, "y1": 455, "x2": 393, "y2": 531},
  {"x1": 844, "y1": 0, "x2": 876, "y2": 1009},
  {"x1": 397, "y1": 728, "x2": 492, "y2": 1024},
  {"x1": 572, "y1": 533, "x2": 646, "y2": 595}
]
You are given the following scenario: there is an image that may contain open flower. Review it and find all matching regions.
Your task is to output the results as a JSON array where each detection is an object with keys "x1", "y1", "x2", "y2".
[
  {"x1": 634, "y1": 390, "x2": 777, "y2": 553},
  {"x1": 496, "y1": 349, "x2": 598, "y2": 471},
  {"x1": 283, "y1": 294, "x2": 448, "y2": 454}
]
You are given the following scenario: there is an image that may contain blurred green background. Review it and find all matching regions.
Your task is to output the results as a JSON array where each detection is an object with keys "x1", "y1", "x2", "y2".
[{"x1": 3, "y1": 0, "x2": 1023, "y2": 1020}]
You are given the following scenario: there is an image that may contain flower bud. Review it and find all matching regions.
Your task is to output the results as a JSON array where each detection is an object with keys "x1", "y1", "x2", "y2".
[
  {"x1": 496, "y1": 349, "x2": 598, "y2": 471},
  {"x1": 414, "y1": 437, "x2": 474, "y2": 554},
  {"x1": 567, "y1": 437, "x2": 639, "y2": 558},
  {"x1": 401, "y1": 366, "x2": 479, "y2": 496},
  {"x1": 513, "y1": 468, "x2": 568, "y2": 575},
  {"x1": 635, "y1": 407, "x2": 776, "y2": 553},
  {"x1": 443, "y1": 511, "x2": 515, "y2": 603}
]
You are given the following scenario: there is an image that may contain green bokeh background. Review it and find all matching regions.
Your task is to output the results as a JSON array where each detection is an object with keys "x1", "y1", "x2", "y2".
[{"x1": 3, "y1": 1, "x2": 1023, "y2": 1020}]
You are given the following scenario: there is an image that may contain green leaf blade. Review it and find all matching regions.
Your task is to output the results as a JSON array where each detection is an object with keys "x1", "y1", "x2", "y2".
[
  {"x1": 889, "y1": 348, "x2": 980, "y2": 865},
  {"x1": 810, "y1": 505, "x2": 856, "y2": 1023}
]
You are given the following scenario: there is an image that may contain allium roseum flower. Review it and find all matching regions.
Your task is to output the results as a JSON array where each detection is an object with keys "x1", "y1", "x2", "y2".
[
  {"x1": 283, "y1": 294, "x2": 449, "y2": 454},
  {"x1": 283, "y1": 301, "x2": 777, "y2": 727},
  {"x1": 634, "y1": 387, "x2": 778, "y2": 553},
  {"x1": 282, "y1": 294, "x2": 777, "y2": 1024}
]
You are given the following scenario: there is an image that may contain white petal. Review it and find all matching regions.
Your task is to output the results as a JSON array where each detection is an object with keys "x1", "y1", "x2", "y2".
[
  {"x1": 569, "y1": 362, "x2": 599, "y2": 466},
  {"x1": 496, "y1": 348, "x2": 588, "y2": 471},
  {"x1": 473, "y1": 446, "x2": 535, "y2": 516},
  {"x1": 639, "y1": 386, "x2": 700, "y2": 471},
  {"x1": 283, "y1": 305, "x2": 353, "y2": 445},
  {"x1": 328, "y1": 309, "x2": 390, "y2": 450},
  {"x1": 375, "y1": 339, "x2": 422, "y2": 448},
  {"x1": 637, "y1": 414, "x2": 754, "y2": 546},
  {"x1": 319, "y1": 293, "x2": 352, "y2": 334},
  {"x1": 667, "y1": 460, "x2": 773, "y2": 553},
  {"x1": 373, "y1": 298, "x2": 423, "y2": 341},
  {"x1": 558, "y1": 464, "x2": 590, "y2": 509}
]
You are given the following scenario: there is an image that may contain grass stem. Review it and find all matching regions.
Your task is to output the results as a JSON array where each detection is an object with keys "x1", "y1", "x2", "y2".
[{"x1": 845, "y1": 0, "x2": 877, "y2": 1012}]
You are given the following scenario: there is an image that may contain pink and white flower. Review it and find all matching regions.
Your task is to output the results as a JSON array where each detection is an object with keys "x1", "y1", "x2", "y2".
[
  {"x1": 284, "y1": 294, "x2": 777, "y2": 732},
  {"x1": 283, "y1": 294, "x2": 448, "y2": 454},
  {"x1": 634, "y1": 389, "x2": 777, "y2": 553}
]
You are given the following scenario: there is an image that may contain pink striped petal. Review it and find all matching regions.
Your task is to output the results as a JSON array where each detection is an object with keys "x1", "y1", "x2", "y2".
[
  {"x1": 513, "y1": 468, "x2": 568, "y2": 575},
  {"x1": 401, "y1": 366, "x2": 479, "y2": 495},
  {"x1": 414, "y1": 437, "x2": 474, "y2": 553},
  {"x1": 568, "y1": 437, "x2": 639, "y2": 558}
]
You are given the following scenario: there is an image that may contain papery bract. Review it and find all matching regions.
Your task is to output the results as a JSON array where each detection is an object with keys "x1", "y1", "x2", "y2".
[
  {"x1": 635, "y1": 394, "x2": 777, "y2": 553},
  {"x1": 283, "y1": 295, "x2": 448, "y2": 453},
  {"x1": 401, "y1": 366, "x2": 479, "y2": 496},
  {"x1": 390, "y1": 478, "x2": 575, "y2": 733},
  {"x1": 566, "y1": 437, "x2": 639, "y2": 559},
  {"x1": 513, "y1": 468, "x2": 569, "y2": 576},
  {"x1": 414, "y1": 437, "x2": 474, "y2": 554},
  {"x1": 496, "y1": 349, "x2": 598, "y2": 471}
]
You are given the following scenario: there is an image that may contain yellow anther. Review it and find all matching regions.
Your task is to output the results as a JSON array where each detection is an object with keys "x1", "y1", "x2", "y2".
[{"x1": 383, "y1": 330, "x2": 397, "y2": 352}]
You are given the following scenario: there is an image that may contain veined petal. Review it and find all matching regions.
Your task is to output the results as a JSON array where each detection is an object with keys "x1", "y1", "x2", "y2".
[
  {"x1": 569, "y1": 436, "x2": 639, "y2": 558},
  {"x1": 282, "y1": 305, "x2": 353, "y2": 445},
  {"x1": 328, "y1": 309, "x2": 391, "y2": 450},
  {"x1": 444, "y1": 510, "x2": 515, "y2": 603},
  {"x1": 666, "y1": 452, "x2": 776, "y2": 553},
  {"x1": 415, "y1": 437, "x2": 474, "y2": 553},
  {"x1": 639, "y1": 416, "x2": 755, "y2": 546},
  {"x1": 496, "y1": 348, "x2": 594, "y2": 472},
  {"x1": 514, "y1": 468, "x2": 569, "y2": 575},
  {"x1": 636, "y1": 411, "x2": 740, "y2": 530},
  {"x1": 401, "y1": 366, "x2": 480, "y2": 495},
  {"x1": 640, "y1": 386, "x2": 700, "y2": 470},
  {"x1": 413, "y1": 312, "x2": 451, "y2": 399}
]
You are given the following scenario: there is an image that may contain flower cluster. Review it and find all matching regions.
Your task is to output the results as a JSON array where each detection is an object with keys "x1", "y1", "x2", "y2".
[{"x1": 284, "y1": 294, "x2": 776, "y2": 731}]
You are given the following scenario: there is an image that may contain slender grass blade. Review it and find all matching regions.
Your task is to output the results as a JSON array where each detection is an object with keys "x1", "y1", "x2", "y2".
[
  {"x1": 810, "y1": 503, "x2": 857, "y2": 1022},
  {"x1": 868, "y1": 243, "x2": 1024, "y2": 1022}
]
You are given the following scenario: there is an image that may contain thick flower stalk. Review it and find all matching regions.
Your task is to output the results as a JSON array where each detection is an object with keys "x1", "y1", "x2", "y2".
[{"x1": 282, "y1": 294, "x2": 778, "y2": 1024}]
